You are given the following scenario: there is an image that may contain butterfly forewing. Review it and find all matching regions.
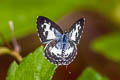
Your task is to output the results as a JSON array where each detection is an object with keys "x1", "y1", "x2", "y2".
[
  {"x1": 37, "y1": 16, "x2": 63, "y2": 44},
  {"x1": 69, "y1": 18, "x2": 85, "y2": 44}
]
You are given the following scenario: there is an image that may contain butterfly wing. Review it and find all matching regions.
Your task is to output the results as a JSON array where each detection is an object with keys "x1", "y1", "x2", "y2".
[
  {"x1": 37, "y1": 16, "x2": 63, "y2": 44},
  {"x1": 68, "y1": 18, "x2": 85, "y2": 44},
  {"x1": 44, "y1": 40, "x2": 77, "y2": 65}
]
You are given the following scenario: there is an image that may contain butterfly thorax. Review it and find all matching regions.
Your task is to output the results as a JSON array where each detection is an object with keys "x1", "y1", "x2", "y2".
[
  {"x1": 56, "y1": 32, "x2": 70, "y2": 51},
  {"x1": 61, "y1": 32, "x2": 69, "y2": 43}
]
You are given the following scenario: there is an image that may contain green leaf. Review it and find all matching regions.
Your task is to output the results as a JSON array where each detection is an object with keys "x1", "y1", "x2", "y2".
[
  {"x1": 77, "y1": 67, "x2": 108, "y2": 80},
  {"x1": 6, "y1": 46, "x2": 57, "y2": 80},
  {"x1": 6, "y1": 61, "x2": 18, "y2": 80},
  {"x1": 91, "y1": 32, "x2": 120, "y2": 62}
]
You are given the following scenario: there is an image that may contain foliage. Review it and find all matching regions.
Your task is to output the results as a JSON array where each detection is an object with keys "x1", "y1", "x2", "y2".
[
  {"x1": 91, "y1": 32, "x2": 120, "y2": 62},
  {"x1": 0, "y1": 0, "x2": 120, "y2": 44},
  {"x1": 77, "y1": 67, "x2": 108, "y2": 80},
  {"x1": 6, "y1": 46, "x2": 57, "y2": 80}
]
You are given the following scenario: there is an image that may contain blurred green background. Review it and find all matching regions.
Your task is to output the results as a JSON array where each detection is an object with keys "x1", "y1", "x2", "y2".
[{"x1": 0, "y1": 0, "x2": 120, "y2": 80}]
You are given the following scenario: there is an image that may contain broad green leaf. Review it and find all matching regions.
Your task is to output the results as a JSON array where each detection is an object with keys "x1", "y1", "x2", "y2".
[
  {"x1": 0, "y1": 0, "x2": 120, "y2": 44},
  {"x1": 77, "y1": 67, "x2": 108, "y2": 80},
  {"x1": 6, "y1": 61, "x2": 18, "y2": 80},
  {"x1": 91, "y1": 32, "x2": 120, "y2": 62},
  {"x1": 6, "y1": 46, "x2": 57, "y2": 80}
]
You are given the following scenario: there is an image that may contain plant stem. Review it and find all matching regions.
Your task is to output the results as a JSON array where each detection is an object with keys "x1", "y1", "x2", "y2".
[{"x1": 0, "y1": 47, "x2": 22, "y2": 62}]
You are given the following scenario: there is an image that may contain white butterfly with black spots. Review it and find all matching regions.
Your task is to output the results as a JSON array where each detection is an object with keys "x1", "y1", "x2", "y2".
[{"x1": 37, "y1": 16, "x2": 85, "y2": 65}]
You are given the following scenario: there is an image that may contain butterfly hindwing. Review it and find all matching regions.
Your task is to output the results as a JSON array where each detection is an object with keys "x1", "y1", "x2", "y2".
[
  {"x1": 37, "y1": 16, "x2": 63, "y2": 44},
  {"x1": 44, "y1": 40, "x2": 77, "y2": 65},
  {"x1": 69, "y1": 18, "x2": 85, "y2": 44}
]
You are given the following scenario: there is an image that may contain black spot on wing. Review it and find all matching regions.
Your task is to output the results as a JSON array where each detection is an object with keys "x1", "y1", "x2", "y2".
[
  {"x1": 45, "y1": 31, "x2": 48, "y2": 38},
  {"x1": 43, "y1": 25, "x2": 46, "y2": 28}
]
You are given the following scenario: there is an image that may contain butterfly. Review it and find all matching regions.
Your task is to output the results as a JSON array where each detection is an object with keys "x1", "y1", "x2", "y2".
[{"x1": 37, "y1": 16, "x2": 85, "y2": 65}]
